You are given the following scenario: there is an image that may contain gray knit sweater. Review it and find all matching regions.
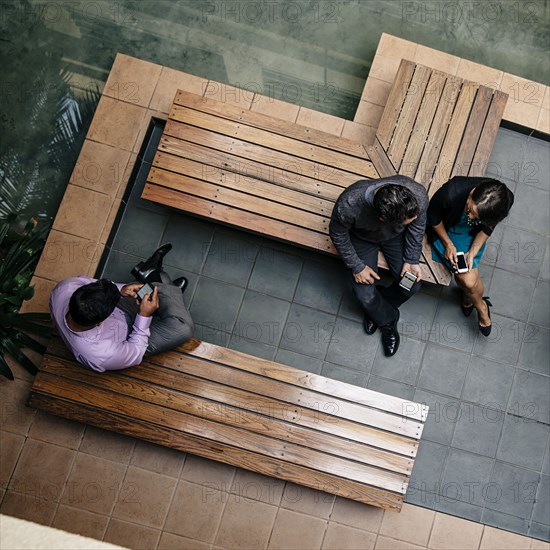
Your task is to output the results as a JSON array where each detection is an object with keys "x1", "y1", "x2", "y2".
[{"x1": 329, "y1": 176, "x2": 428, "y2": 274}]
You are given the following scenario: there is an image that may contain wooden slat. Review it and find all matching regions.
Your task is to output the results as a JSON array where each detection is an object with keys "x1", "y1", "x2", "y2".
[{"x1": 367, "y1": 139, "x2": 397, "y2": 177}]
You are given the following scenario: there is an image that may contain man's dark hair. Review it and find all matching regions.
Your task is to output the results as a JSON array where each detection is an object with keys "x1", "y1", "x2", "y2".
[
  {"x1": 69, "y1": 279, "x2": 121, "y2": 327},
  {"x1": 373, "y1": 184, "x2": 419, "y2": 223},
  {"x1": 471, "y1": 178, "x2": 513, "y2": 227}
]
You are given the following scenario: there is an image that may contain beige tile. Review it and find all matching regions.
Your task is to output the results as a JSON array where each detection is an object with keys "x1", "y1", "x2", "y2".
[
  {"x1": 79, "y1": 426, "x2": 135, "y2": 464},
  {"x1": 323, "y1": 523, "x2": 377, "y2": 549},
  {"x1": 455, "y1": 59, "x2": 503, "y2": 87},
  {"x1": 132, "y1": 109, "x2": 167, "y2": 153},
  {"x1": 130, "y1": 440, "x2": 185, "y2": 478},
  {"x1": 537, "y1": 108, "x2": 550, "y2": 135},
  {"x1": 0, "y1": 490, "x2": 57, "y2": 525},
  {"x1": 60, "y1": 453, "x2": 126, "y2": 515},
  {"x1": 70, "y1": 140, "x2": 131, "y2": 196},
  {"x1": 0, "y1": 378, "x2": 35, "y2": 435},
  {"x1": 500, "y1": 73, "x2": 546, "y2": 108},
  {"x1": 203, "y1": 80, "x2": 255, "y2": 109},
  {"x1": 250, "y1": 93, "x2": 300, "y2": 123},
  {"x1": 353, "y1": 101, "x2": 384, "y2": 128},
  {"x1": 361, "y1": 77, "x2": 393, "y2": 106},
  {"x1": 428, "y1": 512, "x2": 483, "y2": 550},
  {"x1": 150, "y1": 67, "x2": 208, "y2": 113},
  {"x1": 10, "y1": 439, "x2": 75, "y2": 502},
  {"x1": 379, "y1": 503, "x2": 435, "y2": 546},
  {"x1": 268, "y1": 509, "x2": 326, "y2": 549},
  {"x1": 117, "y1": 152, "x2": 138, "y2": 200},
  {"x1": 280, "y1": 482, "x2": 335, "y2": 519},
  {"x1": 157, "y1": 532, "x2": 211, "y2": 550},
  {"x1": 370, "y1": 55, "x2": 407, "y2": 83},
  {"x1": 543, "y1": 87, "x2": 550, "y2": 111},
  {"x1": 87, "y1": 96, "x2": 147, "y2": 151},
  {"x1": 0, "y1": 431, "x2": 25, "y2": 489},
  {"x1": 376, "y1": 33, "x2": 419, "y2": 60},
  {"x1": 112, "y1": 466, "x2": 177, "y2": 528},
  {"x1": 531, "y1": 538, "x2": 550, "y2": 549},
  {"x1": 52, "y1": 184, "x2": 113, "y2": 241},
  {"x1": 503, "y1": 98, "x2": 540, "y2": 128},
  {"x1": 480, "y1": 525, "x2": 532, "y2": 549},
  {"x1": 103, "y1": 53, "x2": 161, "y2": 108},
  {"x1": 341, "y1": 121, "x2": 377, "y2": 145},
  {"x1": 375, "y1": 535, "x2": 424, "y2": 549},
  {"x1": 164, "y1": 480, "x2": 226, "y2": 543},
  {"x1": 104, "y1": 518, "x2": 160, "y2": 550},
  {"x1": 180, "y1": 454, "x2": 236, "y2": 487},
  {"x1": 230, "y1": 469, "x2": 285, "y2": 505},
  {"x1": 296, "y1": 108, "x2": 345, "y2": 136},
  {"x1": 215, "y1": 497, "x2": 278, "y2": 549},
  {"x1": 28, "y1": 410, "x2": 84, "y2": 449},
  {"x1": 331, "y1": 498, "x2": 384, "y2": 532},
  {"x1": 52, "y1": 504, "x2": 109, "y2": 540},
  {"x1": 19, "y1": 276, "x2": 56, "y2": 314},
  {"x1": 99, "y1": 198, "x2": 123, "y2": 245},
  {"x1": 414, "y1": 46, "x2": 460, "y2": 75},
  {"x1": 33, "y1": 230, "x2": 99, "y2": 283}
]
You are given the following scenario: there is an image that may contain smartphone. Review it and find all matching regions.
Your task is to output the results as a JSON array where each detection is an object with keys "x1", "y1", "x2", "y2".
[
  {"x1": 136, "y1": 283, "x2": 154, "y2": 302},
  {"x1": 456, "y1": 252, "x2": 469, "y2": 273},
  {"x1": 399, "y1": 271, "x2": 417, "y2": 291}
]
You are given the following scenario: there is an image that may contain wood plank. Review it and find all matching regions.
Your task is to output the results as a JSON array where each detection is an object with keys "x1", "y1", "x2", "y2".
[
  {"x1": 142, "y1": 184, "x2": 336, "y2": 254},
  {"x1": 367, "y1": 139, "x2": 397, "y2": 177},
  {"x1": 421, "y1": 237, "x2": 452, "y2": 285},
  {"x1": 376, "y1": 60, "x2": 417, "y2": 149},
  {"x1": 28, "y1": 393, "x2": 404, "y2": 510}
]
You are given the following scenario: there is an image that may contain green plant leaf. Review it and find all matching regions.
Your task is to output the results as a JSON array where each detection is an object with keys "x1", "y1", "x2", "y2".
[{"x1": 0, "y1": 355, "x2": 15, "y2": 381}]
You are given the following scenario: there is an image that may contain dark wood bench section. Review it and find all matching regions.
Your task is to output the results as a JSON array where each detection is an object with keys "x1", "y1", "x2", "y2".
[{"x1": 29, "y1": 337, "x2": 428, "y2": 511}]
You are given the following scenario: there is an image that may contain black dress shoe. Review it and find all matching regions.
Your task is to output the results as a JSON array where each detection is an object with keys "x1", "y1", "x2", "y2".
[
  {"x1": 478, "y1": 297, "x2": 493, "y2": 337},
  {"x1": 379, "y1": 311, "x2": 400, "y2": 357},
  {"x1": 131, "y1": 243, "x2": 173, "y2": 282},
  {"x1": 173, "y1": 276, "x2": 188, "y2": 294},
  {"x1": 364, "y1": 316, "x2": 378, "y2": 335}
]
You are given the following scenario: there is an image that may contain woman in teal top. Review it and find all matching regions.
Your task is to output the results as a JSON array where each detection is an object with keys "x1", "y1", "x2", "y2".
[{"x1": 428, "y1": 177, "x2": 514, "y2": 336}]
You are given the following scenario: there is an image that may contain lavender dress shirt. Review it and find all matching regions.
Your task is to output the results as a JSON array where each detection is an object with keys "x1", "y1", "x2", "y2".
[{"x1": 50, "y1": 275, "x2": 152, "y2": 372}]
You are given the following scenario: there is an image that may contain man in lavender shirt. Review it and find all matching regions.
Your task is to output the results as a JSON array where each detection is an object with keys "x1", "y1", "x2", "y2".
[{"x1": 50, "y1": 244, "x2": 194, "y2": 372}]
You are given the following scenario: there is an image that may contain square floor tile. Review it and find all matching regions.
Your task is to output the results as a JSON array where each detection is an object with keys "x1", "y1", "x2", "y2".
[
  {"x1": 507, "y1": 369, "x2": 550, "y2": 424},
  {"x1": 486, "y1": 129, "x2": 526, "y2": 182},
  {"x1": 474, "y1": 315, "x2": 525, "y2": 365},
  {"x1": 330, "y1": 497, "x2": 384, "y2": 531},
  {"x1": 518, "y1": 324, "x2": 550, "y2": 375},
  {"x1": 434, "y1": 498, "x2": 483, "y2": 523},
  {"x1": 101, "y1": 249, "x2": 143, "y2": 282},
  {"x1": 104, "y1": 518, "x2": 160, "y2": 550},
  {"x1": 541, "y1": 238, "x2": 550, "y2": 281},
  {"x1": 543, "y1": 438, "x2": 550, "y2": 476},
  {"x1": 321, "y1": 362, "x2": 368, "y2": 387},
  {"x1": 268, "y1": 508, "x2": 326, "y2": 549},
  {"x1": 529, "y1": 521, "x2": 550, "y2": 541},
  {"x1": 482, "y1": 509, "x2": 530, "y2": 537},
  {"x1": 229, "y1": 469, "x2": 285, "y2": 506},
  {"x1": 325, "y1": 316, "x2": 378, "y2": 371},
  {"x1": 533, "y1": 475, "x2": 550, "y2": 526},
  {"x1": 192, "y1": 323, "x2": 231, "y2": 346},
  {"x1": 451, "y1": 403, "x2": 503, "y2": 458},
  {"x1": 522, "y1": 137, "x2": 550, "y2": 191},
  {"x1": 130, "y1": 440, "x2": 185, "y2": 478},
  {"x1": 0, "y1": 432, "x2": 25, "y2": 490},
  {"x1": 338, "y1": 287, "x2": 364, "y2": 322},
  {"x1": 497, "y1": 414, "x2": 549, "y2": 471},
  {"x1": 507, "y1": 184, "x2": 550, "y2": 237},
  {"x1": 490, "y1": 269, "x2": 536, "y2": 321},
  {"x1": 379, "y1": 503, "x2": 435, "y2": 546},
  {"x1": 413, "y1": 389, "x2": 459, "y2": 445},
  {"x1": 399, "y1": 293, "x2": 439, "y2": 342},
  {"x1": 322, "y1": 523, "x2": 376, "y2": 550},
  {"x1": 529, "y1": 281, "x2": 550, "y2": 327},
  {"x1": 0, "y1": 490, "x2": 57, "y2": 526},
  {"x1": 481, "y1": 223, "x2": 505, "y2": 266},
  {"x1": 496, "y1": 226, "x2": 546, "y2": 278},
  {"x1": 79, "y1": 426, "x2": 135, "y2": 464},
  {"x1": 367, "y1": 376, "x2": 415, "y2": 400},
  {"x1": 417, "y1": 343, "x2": 469, "y2": 398},
  {"x1": 280, "y1": 483, "x2": 335, "y2": 519},
  {"x1": 406, "y1": 440, "x2": 447, "y2": 505},
  {"x1": 52, "y1": 505, "x2": 109, "y2": 541},
  {"x1": 228, "y1": 335, "x2": 277, "y2": 360},
  {"x1": 371, "y1": 338, "x2": 425, "y2": 385},
  {"x1": 274, "y1": 349, "x2": 323, "y2": 374},
  {"x1": 428, "y1": 512, "x2": 484, "y2": 549}
]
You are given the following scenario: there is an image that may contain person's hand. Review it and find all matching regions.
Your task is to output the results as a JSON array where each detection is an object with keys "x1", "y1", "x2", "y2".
[
  {"x1": 402, "y1": 262, "x2": 422, "y2": 283},
  {"x1": 120, "y1": 283, "x2": 142, "y2": 299},
  {"x1": 353, "y1": 266, "x2": 380, "y2": 285},
  {"x1": 465, "y1": 250, "x2": 475, "y2": 271},
  {"x1": 444, "y1": 243, "x2": 458, "y2": 269},
  {"x1": 138, "y1": 286, "x2": 159, "y2": 317}
]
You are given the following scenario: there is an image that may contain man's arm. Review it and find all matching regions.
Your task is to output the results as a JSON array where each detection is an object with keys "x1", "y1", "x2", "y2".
[{"x1": 329, "y1": 205, "x2": 366, "y2": 274}]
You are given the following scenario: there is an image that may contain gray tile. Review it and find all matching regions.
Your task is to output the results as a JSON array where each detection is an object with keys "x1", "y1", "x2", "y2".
[
  {"x1": 201, "y1": 229, "x2": 260, "y2": 286},
  {"x1": 541, "y1": 239, "x2": 550, "y2": 281},
  {"x1": 529, "y1": 281, "x2": 550, "y2": 328},
  {"x1": 490, "y1": 269, "x2": 536, "y2": 322},
  {"x1": 366, "y1": 376, "x2": 415, "y2": 400},
  {"x1": 482, "y1": 509, "x2": 530, "y2": 537},
  {"x1": 543, "y1": 438, "x2": 550, "y2": 475},
  {"x1": 338, "y1": 287, "x2": 364, "y2": 322},
  {"x1": 274, "y1": 349, "x2": 323, "y2": 374},
  {"x1": 101, "y1": 249, "x2": 143, "y2": 282},
  {"x1": 417, "y1": 343, "x2": 469, "y2": 398},
  {"x1": 233, "y1": 290, "x2": 290, "y2": 346},
  {"x1": 529, "y1": 522, "x2": 550, "y2": 542},
  {"x1": 189, "y1": 277, "x2": 245, "y2": 332},
  {"x1": 413, "y1": 389, "x2": 459, "y2": 445},
  {"x1": 162, "y1": 214, "x2": 215, "y2": 274},
  {"x1": 518, "y1": 325, "x2": 550, "y2": 376},
  {"x1": 522, "y1": 136, "x2": 550, "y2": 191},
  {"x1": 507, "y1": 370, "x2": 550, "y2": 425},
  {"x1": 496, "y1": 226, "x2": 546, "y2": 278},
  {"x1": 533, "y1": 476, "x2": 549, "y2": 525},
  {"x1": 294, "y1": 258, "x2": 346, "y2": 314},
  {"x1": 440, "y1": 448, "x2": 494, "y2": 507},
  {"x1": 321, "y1": 362, "x2": 367, "y2": 387},
  {"x1": 325, "y1": 317, "x2": 378, "y2": 372},
  {"x1": 434, "y1": 499, "x2": 483, "y2": 522},
  {"x1": 487, "y1": 462, "x2": 539, "y2": 519},
  {"x1": 398, "y1": 293, "x2": 439, "y2": 342},
  {"x1": 451, "y1": 404, "x2": 504, "y2": 458},
  {"x1": 497, "y1": 414, "x2": 549, "y2": 471},
  {"x1": 474, "y1": 315, "x2": 525, "y2": 365},
  {"x1": 192, "y1": 323, "x2": 231, "y2": 347},
  {"x1": 228, "y1": 336, "x2": 277, "y2": 360},
  {"x1": 507, "y1": 184, "x2": 550, "y2": 237},
  {"x1": 462, "y1": 356, "x2": 515, "y2": 411},
  {"x1": 248, "y1": 246, "x2": 303, "y2": 301},
  {"x1": 279, "y1": 304, "x2": 335, "y2": 359},
  {"x1": 480, "y1": 222, "x2": 505, "y2": 267},
  {"x1": 371, "y1": 338, "x2": 425, "y2": 385},
  {"x1": 406, "y1": 441, "x2": 447, "y2": 505},
  {"x1": 112, "y1": 206, "x2": 168, "y2": 255},
  {"x1": 486, "y1": 128, "x2": 526, "y2": 182}
]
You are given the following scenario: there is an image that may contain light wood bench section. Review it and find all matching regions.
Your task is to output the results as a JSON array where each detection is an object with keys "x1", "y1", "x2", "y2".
[{"x1": 29, "y1": 337, "x2": 428, "y2": 511}]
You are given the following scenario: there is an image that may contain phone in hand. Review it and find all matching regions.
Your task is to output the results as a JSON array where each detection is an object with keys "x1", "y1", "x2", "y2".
[
  {"x1": 455, "y1": 252, "x2": 469, "y2": 273},
  {"x1": 136, "y1": 283, "x2": 154, "y2": 302},
  {"x1": 399, "y1": 271, "x2": 417, "y2": 291}
]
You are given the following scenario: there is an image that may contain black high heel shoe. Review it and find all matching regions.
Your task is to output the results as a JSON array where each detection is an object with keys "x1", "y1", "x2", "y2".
[
  {"x1": 478, "y1": 297, "x2": 493, "y2": 337},
  {"x1": 461, "y1": 292, "x2": 474, "y2": 317}
]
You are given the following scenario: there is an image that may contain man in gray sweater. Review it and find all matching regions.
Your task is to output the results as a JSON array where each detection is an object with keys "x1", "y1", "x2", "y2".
[{"x1": 329, "y1": 176, "x2": 428, "y2": 356}]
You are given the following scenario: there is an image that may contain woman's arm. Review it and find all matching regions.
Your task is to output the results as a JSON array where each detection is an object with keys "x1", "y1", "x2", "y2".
[
  {"x1": 432, "y1": 221, "x2": 458, "y2": 267},
  {"x1": 466, "y1": 230, "x2": 490, "y2": 270}
]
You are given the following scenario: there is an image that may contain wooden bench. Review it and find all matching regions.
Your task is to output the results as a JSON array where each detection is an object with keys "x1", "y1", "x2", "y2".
[
  {"x1": 29, "y1": 337, "x2": 428, "y2": 511},
  {"x1": 142, "y1": 60, "x2": 507, "y2": 286}
]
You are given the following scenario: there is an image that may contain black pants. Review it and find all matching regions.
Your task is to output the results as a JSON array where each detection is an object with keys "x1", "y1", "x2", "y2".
[{"x1": 349, "y1": 233, "x2": 421, "y2": 326}]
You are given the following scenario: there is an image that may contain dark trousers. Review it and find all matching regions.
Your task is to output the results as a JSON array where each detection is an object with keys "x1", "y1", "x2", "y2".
[{"x1": 350, "y1": 233, "x2": 421, "y2": 326}]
